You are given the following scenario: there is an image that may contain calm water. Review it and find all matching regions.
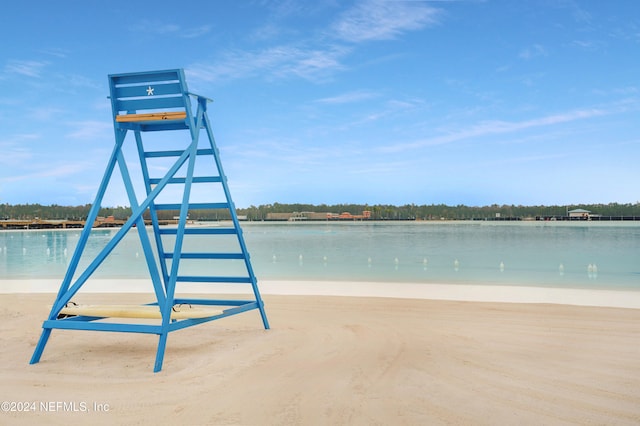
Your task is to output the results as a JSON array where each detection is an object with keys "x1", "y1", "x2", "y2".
[{"x1": 1, "y1": 221, "x2": 639, "y2": 291}]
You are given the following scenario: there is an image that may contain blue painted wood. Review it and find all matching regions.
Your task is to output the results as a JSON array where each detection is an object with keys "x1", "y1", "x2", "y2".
[
  {"x1": 174, "y1": 298, "x2": 252, "y2": 306},
  {"x1": 118, "y1": 122, "x2": 190, "y2": 132},
  {"x1": 133, "y1": 129, "x2": 171, "y2": 292},
  {"x1": 111, "y1": 69, "x2": 182, "y2": 85},
  {"x1": 48, "y1": 146, "x2": 192, "y2": 313},
  {"x1": 43, "y1": 320, "x2": 162, "y2": 334},
  {"x1": 109, "y1": 68, "x2": 193, "y2": 134},
  {"x1": 148, "y1": 176, "x2": 223, "y2": 184},
  {"x1": 116, "y1": 82, "x2": 183, "y2": 98},
  {"x1": 176, "y1": 276, "x2": 253, "y2": 283},
  {"x1": 158, "y1": 227, "x2": 237, "y2": 235},
  {"x1": 153, "y1": 202, "x2": 230, "y2": 210},
  {"x1": 116, "y1": 147, "x2": 168, "y2": 306},
  {"x1": 163, "y1": 252, "x2": 245, "y2": 259},
  {"x1": 145, "y1": 148, "x2": 214, "y2": 158},
  {"x1": 116, "y1": 96, "x2": 186, "y2": 112},
  {"x1": 200, "y1": 98, "x2": 271, "y2": 331},
  {"x1": 31, "y1": 69, "x2": 269, "y2": 373}
]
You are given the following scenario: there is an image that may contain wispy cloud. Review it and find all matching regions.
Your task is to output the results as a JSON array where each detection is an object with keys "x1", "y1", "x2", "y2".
[
  {"x1": 380, "y1": 108, "x2": 607, "y2": 153},
  {"x1": 28, "y1": 107, "x2": 67, "y2": 121},
  {"x1": 4, "y1": 60, "x2": 49, "y2": 78},
  {"x1": 561, "y1": 0, "x2": 593, "y2": 24},
  {"x1": 591, "y1": 86, "x2": 639, "y2": 96},
  {"x1": 569, "y1": 39, "x2": 602, "y2": 51},
  {"x1": 476, "y1": 152, "x2": 571, "y2": 169},
  {"x1": 337, "y1": 97, "x2": 425, "y2": 129},
  {"x1": 266, "y1": 0, "x2": 329, "y2": 20},
  {"x1": 227, "y1": 134, "x2": 365, "y2": 172},
  {"x1": 0, "y1": 133, "x2": 40, "y2": 143},
  {"x1": 181, "y1": 25, "x2": 213, "y2": 39},
  {"x1": 188, "y1": 44, "x2": 350, "y2": 83},
  {"x1": 519, "y1": 44, "x2": 548, "y2": 60},
  {"x1": 189, "y1": 0, "x2": 441, "y2": 84},
  {"x1": 2, "y1": 162, "x2": 91, "y2": 183},
  {"x1": 130, "y1": 20, "x2": 211, "y2": 38},
  {"x1": 38, "y1": 47, "x2": 69, "y2": 58},
  {"x1": 330, "y1": 0, "x2": 441, "y2": 43},
  {"x1": 65, "y1": 120, "x2": 112, "y2": 140},
  {"x1": 249, "y1": 1, "x2": 335, "y2": 42},
  {"x1": 315, "y1": 90, "x2": 379, "y2": 104},
  {"x1": 0, "y1": 134, "x2": 38, "y2": 165},
  {"x1": 66, "y1": 73, "x2": 102, "y2": 90}
]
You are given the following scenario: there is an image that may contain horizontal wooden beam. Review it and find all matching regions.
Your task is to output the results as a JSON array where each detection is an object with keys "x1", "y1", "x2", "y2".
[
  {"x1": 59, "y1": 304, "x2": 223, "y2": 320},
  {"x1": 115, "y1": 111, "x2": 187, "y2": 122}
]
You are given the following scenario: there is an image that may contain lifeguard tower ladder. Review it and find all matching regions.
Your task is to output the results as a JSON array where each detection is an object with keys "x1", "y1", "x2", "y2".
[{"x1": 30, "y1": 69, "x2": 269, "y2": 372}]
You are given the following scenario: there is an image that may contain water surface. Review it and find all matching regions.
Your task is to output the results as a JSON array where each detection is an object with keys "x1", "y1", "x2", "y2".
[{"x1": 1, "y1": 221, "x2": 638, "y2": 291}]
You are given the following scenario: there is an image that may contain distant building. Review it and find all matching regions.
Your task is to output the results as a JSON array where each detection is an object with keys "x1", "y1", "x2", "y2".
[
  {"x1": 265, "y1": 210, "x2": 371, "y2": 221},
  {"x1": 568, "y1": 208, "x2": 591, "y2": 219},
  {"x1": 303, "y1": 212, "x2": 330, "y2": 220},
  {"x1": 265, "y1": 212, "x2": 294, "y2": 221},
  {"x1": 327, "y1": 211, "x2": 371, "y2": 220}
]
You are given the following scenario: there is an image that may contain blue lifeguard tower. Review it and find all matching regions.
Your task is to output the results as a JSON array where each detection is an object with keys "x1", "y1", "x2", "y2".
[{"x1": 30, "y1": 69, "x2": 269, "y2": 372}]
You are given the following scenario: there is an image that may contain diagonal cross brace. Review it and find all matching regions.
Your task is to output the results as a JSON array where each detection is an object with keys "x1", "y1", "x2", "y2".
[{"x1": 49, "y1": 135, "x2": 197, "y2": 317}]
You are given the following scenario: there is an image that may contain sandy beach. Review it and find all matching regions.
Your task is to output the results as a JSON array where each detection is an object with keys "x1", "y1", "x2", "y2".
[{"x1": 1, "y1": 281, "x2": 639, "y2": 425}]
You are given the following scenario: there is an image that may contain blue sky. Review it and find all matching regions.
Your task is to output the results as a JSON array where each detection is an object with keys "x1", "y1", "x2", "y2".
[{"x1": 1, "y1": 1, "x2": 639, "y2": 208}]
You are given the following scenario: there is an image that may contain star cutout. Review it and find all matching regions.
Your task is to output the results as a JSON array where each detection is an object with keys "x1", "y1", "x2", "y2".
[{"x1": 146, "y1": 86, "x2": 154, "y2": 96}]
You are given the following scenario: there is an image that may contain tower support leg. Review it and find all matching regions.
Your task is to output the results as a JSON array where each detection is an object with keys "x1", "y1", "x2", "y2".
[
  {"x1": 154, "y1": 332, "x2": 169, "y2": 373},
  {"x1": 29, "y1": 328, "x2": 52, "y2": 365}
]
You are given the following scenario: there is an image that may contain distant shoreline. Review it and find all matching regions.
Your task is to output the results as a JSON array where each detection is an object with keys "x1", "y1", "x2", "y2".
[
  {"x1": 2, "y1": 218, "x2": 640, "y2": 233},
  {"x1": 3, "y1": 202, "x2": 640, "y2": 223},
  {"x1": 3, "y1": 279, "x2": 639, "y2": 309}
]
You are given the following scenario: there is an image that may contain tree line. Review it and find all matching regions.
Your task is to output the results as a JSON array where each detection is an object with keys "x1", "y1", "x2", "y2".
[
  {"x1": 0, "y1": 203, "x2": 133, "y2": 221},
  {"x1": 2, "y1": 202, "x2": 640, "y2": 221}
]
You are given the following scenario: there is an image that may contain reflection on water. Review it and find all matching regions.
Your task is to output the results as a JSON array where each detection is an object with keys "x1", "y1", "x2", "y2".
[{"x1": 1, "y1": 222, "x2": 639, "y2": 290}]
